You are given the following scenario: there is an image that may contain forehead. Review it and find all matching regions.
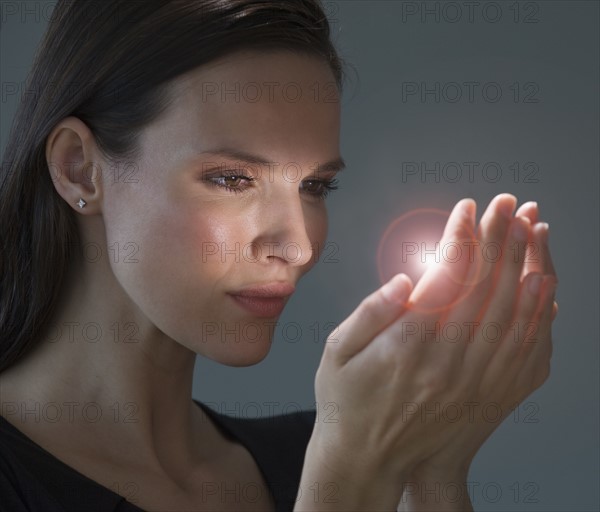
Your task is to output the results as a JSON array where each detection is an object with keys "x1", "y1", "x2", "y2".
[{"x1": 148, "y1": 50, "x2": 341, "y2": 163}]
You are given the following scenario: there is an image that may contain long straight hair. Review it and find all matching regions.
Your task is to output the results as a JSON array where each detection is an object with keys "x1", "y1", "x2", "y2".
[{"x1": 0, "y1": 0, "x2": 348, "y2": 373}]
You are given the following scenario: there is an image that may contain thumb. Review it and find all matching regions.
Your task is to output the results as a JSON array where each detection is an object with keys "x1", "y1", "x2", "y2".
[
  {"x1": 325, "y1": 273, "x2": 413, "y2": 366},
  {"x1": 407, "y1": 198, "x2": 476, "y2": 313}
]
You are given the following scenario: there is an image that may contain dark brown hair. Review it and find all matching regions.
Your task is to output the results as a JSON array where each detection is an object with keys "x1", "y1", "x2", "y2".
[{"x1": 0, "y1": 0, "x2": 349, "y2": 373}]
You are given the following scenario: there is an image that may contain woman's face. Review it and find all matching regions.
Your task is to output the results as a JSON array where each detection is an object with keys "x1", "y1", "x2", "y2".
[{"x1": 101, "y1": 50, "x2": 342, "y2": 366}]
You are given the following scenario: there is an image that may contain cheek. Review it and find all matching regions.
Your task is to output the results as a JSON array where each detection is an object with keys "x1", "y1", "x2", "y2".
[
  {"x1": 170, "y1": 207, "x2": 251, "y2": 271},
  {"x1": 105, "y1": 201, "x2": 241, "y2": 322},
  {"x1": 152, "y1": 204, "x2": 274, "y2": 319}
]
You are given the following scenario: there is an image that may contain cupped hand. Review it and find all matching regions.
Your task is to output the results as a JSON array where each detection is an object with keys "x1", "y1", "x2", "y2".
[
  {"x1": 310, "y1": 193, "x2": 558, "y2": 485},
  {"x1": 405, "y1": 195, "x2": 558, "y2": 481}
]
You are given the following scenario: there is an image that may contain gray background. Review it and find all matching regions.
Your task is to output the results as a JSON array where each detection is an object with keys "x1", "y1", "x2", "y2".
[{"x1": 1, "y1": 1, "x2": 598, "y2": 510}]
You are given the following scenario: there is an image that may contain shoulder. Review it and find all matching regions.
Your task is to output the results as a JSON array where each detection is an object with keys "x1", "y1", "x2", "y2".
[
  {"x1": 0, "y1": 415, "x2": 125, "y2": 512},
  {"x1": 203, "y1": 403, "x2": 317, "y2": 454}
]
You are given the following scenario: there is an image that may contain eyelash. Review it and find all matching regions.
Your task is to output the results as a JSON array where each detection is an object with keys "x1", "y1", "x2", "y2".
[{"x1": 204, "y1": 171, "x2": 340, "y2": 199}]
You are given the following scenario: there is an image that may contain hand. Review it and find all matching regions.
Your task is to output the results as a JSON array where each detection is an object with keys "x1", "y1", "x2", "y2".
[
  {"x1": 405, "y1": 196, "x2": 558, "y2": 479},
  {"x1": 309, "y1": 194, "x2": 558, "y2": 489}
]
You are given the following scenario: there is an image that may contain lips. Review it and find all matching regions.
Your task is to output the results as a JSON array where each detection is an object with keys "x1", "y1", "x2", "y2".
[{"x1": 227, "y1": 282, "x2": 295, "y2": 317}]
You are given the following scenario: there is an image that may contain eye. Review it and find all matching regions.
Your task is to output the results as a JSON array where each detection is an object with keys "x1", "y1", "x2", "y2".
[
  {"x1": 301, "y1": 178, "x2": 339, "y2": 199},
  {"x1": 203, "y1": 171, "x2": 254, "y2": 194}
]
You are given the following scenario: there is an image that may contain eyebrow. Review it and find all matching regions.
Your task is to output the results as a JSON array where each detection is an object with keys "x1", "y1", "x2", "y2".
[{"x1": 199, "y1": 148, "x2": 346, "y2": 173}]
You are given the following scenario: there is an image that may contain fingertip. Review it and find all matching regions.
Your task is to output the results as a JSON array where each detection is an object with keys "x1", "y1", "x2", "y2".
[
  {"x1": 458, "y1": 197, "x2": 475, "y2": 206},
  {"x1": 381, "y1": 273, "x2": 412, "y2": 304},
  {"x1": 397, "y1": 272, "x2": 414, "y2": 291},
  {"x1": 516, "y1": 200, "x2": 537, "y2": 210},
  {"x1": 496, "y1": 193, "x2": 517, "y2": 219},
  {"x1": 497, "y1": 192, "x2": 517, "y2": 204},
  {"x1": 445, "y1": 199, "x2": 477, "y2": 242},
  {"x1": 460, "y1": 198, "x2": 477, "y2": 224},
  {"x1": 534, "y1": 222, "x2": 549, "y2": 244}
]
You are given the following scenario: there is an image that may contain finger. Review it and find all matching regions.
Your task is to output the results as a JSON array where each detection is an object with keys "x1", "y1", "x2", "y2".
[
  {"x1": 477, "y1": 271, "x2": 545, "y2": 398},
  {"x1": 515, "y1": 200, "x2": 539, "y2": 279},
  {"x1": 395, "y1": 199, "x2": 477, "y2": 370},
  {"x1": 521, "y1": 221, "x2": 557, "y2": 317},
  {"x1": 483, "y1": 215, "x2": 531, "y2": 326},
  {"x1": 471, "y1": 192, "x2": 517, "y2": 287},
  {"x1": 461, "y1": 215, "x2": 531, "y2": 382},
  {"x1": 533, "y1": 222, "x2": 557, "y2": 280},
  {"x1": 405, "y1": 194, "x2": 518, "y2": 377},
  {"x1": 515, "y1": 201, "x2": 539, "y2": 225},
  {"x1": 326, "y1": 273, "x2": 413, "y2": 365},
  {"x1": 535, "y1": 223, "x2": 558, "y2": 322},
  {"x1": 521, "y1": 221, "x2": 544, "y2": 279},
  {"x1": 522, "y1": 222, "x2": 558, "y2": 320},
  {"x1": 406, "y1": 198, "x2": 476, "y2": 314},
  {"x1": 439, "y1": 194, "x2": 516, "y2": 359},
  {"x1": 511, "y1": 274, "x2": 557, "y2": 396},
  {"x1": 518, "y1": 275, "x2": 557, "y2": 360}
]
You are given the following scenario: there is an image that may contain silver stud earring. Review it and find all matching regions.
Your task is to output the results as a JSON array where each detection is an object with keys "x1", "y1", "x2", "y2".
[{"x1": 77, "y1": 198, "x2": 87, "y2": 209}]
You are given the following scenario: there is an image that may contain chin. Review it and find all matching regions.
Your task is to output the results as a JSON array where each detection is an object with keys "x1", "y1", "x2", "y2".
[{"x1": 190, "y1": 335, "x2": 274, "y2": 367}]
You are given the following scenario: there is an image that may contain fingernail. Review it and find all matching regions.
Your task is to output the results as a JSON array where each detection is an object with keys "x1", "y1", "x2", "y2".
[
  {"x1": 528, "y1": 274, "x2": 543, "y2": 295},
  {"x1": 512, "y1": 217, "x2": 530, "y2": 242}
]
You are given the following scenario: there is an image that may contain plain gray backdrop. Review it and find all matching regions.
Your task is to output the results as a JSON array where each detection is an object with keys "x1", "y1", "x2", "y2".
[{"x1": 1, "y1": 1, "x2": 598, "y2": 510}]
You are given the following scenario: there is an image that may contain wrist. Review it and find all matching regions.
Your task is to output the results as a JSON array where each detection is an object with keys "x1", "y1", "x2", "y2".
[
  {"x1": 295, "y1": 435, "x2": 408, "y2": 511},
  {"x1": 398, "y1": 463, "x2": 474, "y2": 512},
  {"x1": 305, "y1": 432, "x2": 413, "y2": 485}
]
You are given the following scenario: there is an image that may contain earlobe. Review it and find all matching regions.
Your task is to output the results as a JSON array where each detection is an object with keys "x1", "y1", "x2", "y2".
[{"x1": 45, "y1": 116, "x2": 103, "y2": 214}]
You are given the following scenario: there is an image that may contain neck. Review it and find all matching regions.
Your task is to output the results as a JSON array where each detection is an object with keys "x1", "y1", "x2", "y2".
[{"x1": 0, "y1": 251, "x2": 215, "y2": 478}]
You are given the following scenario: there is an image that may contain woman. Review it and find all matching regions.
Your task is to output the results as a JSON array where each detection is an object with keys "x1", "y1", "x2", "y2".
[{"x1": 0, "y1": 1, "x2": 558, "y2": 511}]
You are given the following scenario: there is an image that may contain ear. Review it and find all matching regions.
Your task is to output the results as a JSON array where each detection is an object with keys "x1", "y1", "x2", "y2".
[{"x1": 45, "y1": 116, "x2": 104, "y2": 215}]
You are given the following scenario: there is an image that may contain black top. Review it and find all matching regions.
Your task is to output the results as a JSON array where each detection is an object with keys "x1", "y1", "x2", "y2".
[{"x1": 0, "y1": 400, "x2": 317, "y2": 512}]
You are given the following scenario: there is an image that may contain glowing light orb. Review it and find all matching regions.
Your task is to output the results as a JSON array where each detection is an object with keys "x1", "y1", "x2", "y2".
[
  {"x1": 376, "y1": 208, "x2": 483, "y2": 313},
  {"x1": 376, "y1": 208, "x2": 447, "y2": 285},
  {"x1": 422, "y1": 248, "x2": 441, "y2": 270}
]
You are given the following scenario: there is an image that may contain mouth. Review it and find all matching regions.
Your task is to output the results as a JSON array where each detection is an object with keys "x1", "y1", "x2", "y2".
[
  {"x1": 226, "y1": 282, "x2": 295, "y2": 318},
  {"x1": 227, "y1": 294, "x2": 288, "y2": 318}
]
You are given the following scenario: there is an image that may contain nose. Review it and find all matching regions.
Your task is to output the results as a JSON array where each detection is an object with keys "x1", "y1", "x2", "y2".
[{"x1": 250, "y1": 194, "x2": 316, "y2": 268}]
